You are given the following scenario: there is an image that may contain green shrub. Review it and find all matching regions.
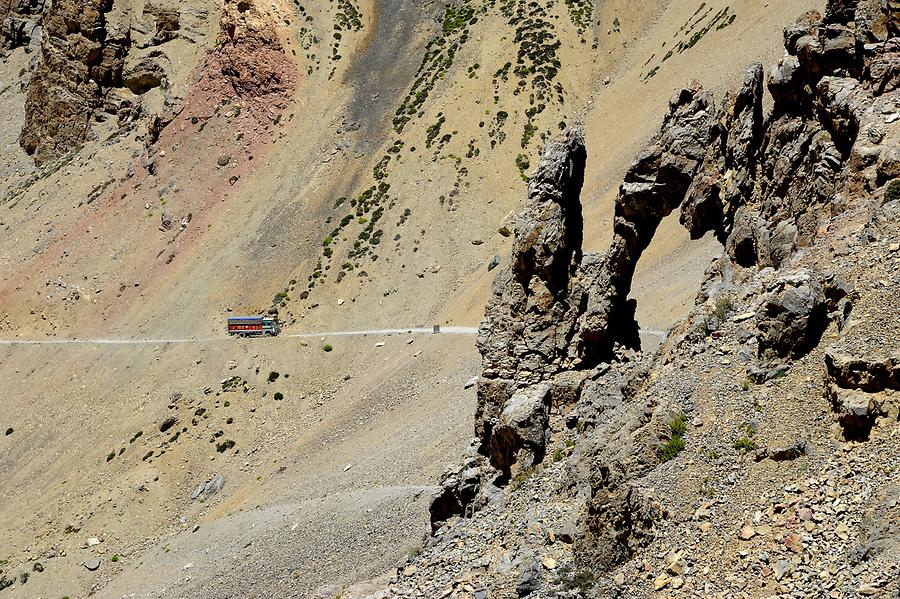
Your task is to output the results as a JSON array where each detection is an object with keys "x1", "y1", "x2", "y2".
[
  {"x1": 734, "y1": 422, "x2": 757, "y2": 452},
  {"x1": 886, "y1": 179, "x2": 900, "y2": 202},
  {"x1": 714, "y1": 295, "x2": 733, "y2": 320},
  {"x1": 274, "y1": 392, "x2": 284, "y2": 401},
  {"x1": 734, "y1": 436, "x2": 756, "y2": 452},
  {"x1": 658, "y1": 435, "x2": 686, "y2": 462},
  {"x1": 659, "y1": 413, "x2": 687, "y2": 462},
  {"x1": 323, "y1": 344, "x2": 333, "y2": 352},
  {"x1": 669, "y1": 413, "x2": 687, "y2": 436}
]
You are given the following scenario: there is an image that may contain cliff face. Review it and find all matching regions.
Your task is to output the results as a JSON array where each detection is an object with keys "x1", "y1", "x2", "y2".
[{"x1": 18, "y1": 0, "x2": 127, "y2": 163}]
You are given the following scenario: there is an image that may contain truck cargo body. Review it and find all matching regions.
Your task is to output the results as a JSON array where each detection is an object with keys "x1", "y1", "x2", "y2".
[{"x1": 227, "y1": 316, "x2": 279, "y2": 337}]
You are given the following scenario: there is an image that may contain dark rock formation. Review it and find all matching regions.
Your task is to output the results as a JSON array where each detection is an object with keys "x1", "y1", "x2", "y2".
[
  {"x1": 448, "y1": 0, "x2": 899, "y2": 575},
  {"x1": 681, "y1": 63, "x2": 765, "y2": 245},
  {"x1": 0, "y1": 0, "x2": 46, "y2": 51},
  {"x1": 578, "y1": 466, "x2": 665, "y2": 573},
  {"x1": 756, "y1": 269, "x2": 854, "y2": 364},
  {"x1": 577, "y1": 82, "x2": 717, "y2": 358},
  {"x1": 680, "y1": 0, "x2": 900, "y2": 268},
  {"x1": 756, "y1": 269, "x2": 830, "y2": 362},
  {"x1": 475, "y1": 128, "x2": 586, "y2": 472},
  {"x1": 826, "y1": 349, "x2": 900, "y2": 440}
]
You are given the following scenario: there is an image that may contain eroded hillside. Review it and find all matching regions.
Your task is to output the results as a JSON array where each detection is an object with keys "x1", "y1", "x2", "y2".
[{"x1": 0, "y1": 0, "x2": 861, "y2": 597}]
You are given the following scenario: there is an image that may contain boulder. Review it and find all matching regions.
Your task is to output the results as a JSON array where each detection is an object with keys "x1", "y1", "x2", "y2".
[
  {"x1": 191, "y1": 474, "x2": 225, "y2": 501},
  {"x1": 122, "y1": 54, "x2": 170, "y2": 94},
  {"x1": 756, "y1": 270, "x2": 829, "y2": 362},
  {"x1": 489, "y1": 384, "x2": 551, "y2": 475},
  {"x1": 825, "y1": 349, "x2": 900, "y2": 439}
]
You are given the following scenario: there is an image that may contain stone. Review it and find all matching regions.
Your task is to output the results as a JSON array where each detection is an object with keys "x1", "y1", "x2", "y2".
[
  {"x1": 488, "y1": 255, "x2": 501, "y2": 271},
  {"x1": 858, "y1": 583, "x2": 881, "y2": 595},
  {"x1": 540, "y1": 557, "x2": 556, "y2": 570},
  {"x1": 489, "y1": 384, "x2": 551, "y2": 475},
  {"x1": 665, "y1": 551, "x2": 686, "y2": 575},
  {"x1": 654, "y1": 574, "x2": 671, "y2": 590},
  {"x1": 774, "y1": 559, "x2": 793, "y2": 581},
  {"x1": 86, "y1": 537, "x2": 101, "y2": 547},
  {"x1": 217, "y1": 154, "x2": 232, "y2": 167},
  {"x1": 515, "y1": 558, "x2": 542, "y2": 596},
  {"x1": 191, "y1": 474, "x2": 225, "y2": 501},
  {"x1": 756, "y1": 270, "x2": 829, "y2": 362},
  {"x1": 784, "y1": 533, "x2": 803, "y2": 553},
  {"x1": 83, "y1": 557, "x2": 100, "y2": 571},
  {"x1": 739, "y1": 524, "x2": 757, "y2": 540}
]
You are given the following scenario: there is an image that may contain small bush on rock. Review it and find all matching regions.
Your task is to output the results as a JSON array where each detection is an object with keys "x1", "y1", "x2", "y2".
[{"x1": 886, "y1": 179, "x2": 900, "y2": 202}]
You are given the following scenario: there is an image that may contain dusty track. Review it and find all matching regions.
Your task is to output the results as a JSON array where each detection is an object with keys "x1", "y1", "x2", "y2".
[{"x1": 0, "y1": 326, "x2": 479, "y2": 346}]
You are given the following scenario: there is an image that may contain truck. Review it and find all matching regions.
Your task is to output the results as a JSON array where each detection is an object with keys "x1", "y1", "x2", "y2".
[{"x1": 227, "y1": 316, "x2": 280, "y2": 338}]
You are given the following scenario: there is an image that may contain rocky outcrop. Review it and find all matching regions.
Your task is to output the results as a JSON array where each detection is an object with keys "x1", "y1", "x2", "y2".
[
  {"x1": 755, "y1": 269, "x2": 853, "y2": 363},
  {"x1": 211, "y1": 0, "x2": 296, "y2": 101},
  {"x1": 681, "y1": 63, "x2": 764, "y2": 245},
  {"x1": 0, "y1": 0, "x2": 46, "y2": 51},
  {"x1": 476, "y1": 89, "x2": 721, "y2": 476},
  {"x1": 17, "y1": 0, "x2": 295, "y2": 165},
  {"x1": 409, "y1": 2, "x2": 900, "y2": 596},
  {"x1": 681, "y1": 0, "x2": 900, "y2": 269},
  {"x1": 475, "y1": 128, "x2": 586, "y2": 473},
  {"x1": 826, "y1": 349, "x2": 900, "y2": 440},
  {"x1": 19, "y1": 0, "x2": 129, "y2": 164},
  {"x1": 577, "y1": 82, "x2": 717, "y2": 358}
]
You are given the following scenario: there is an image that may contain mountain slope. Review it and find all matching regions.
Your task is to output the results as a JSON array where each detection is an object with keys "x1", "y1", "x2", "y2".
[{"x1": 0, "y1": 0, "x2": 851, "y2": 597}]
